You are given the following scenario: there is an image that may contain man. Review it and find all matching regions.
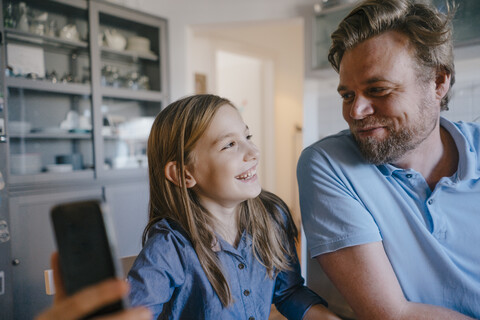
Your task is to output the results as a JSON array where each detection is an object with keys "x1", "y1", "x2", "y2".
[{"x1": 297, "y1": 0, "x2": 480, "y2": 319}]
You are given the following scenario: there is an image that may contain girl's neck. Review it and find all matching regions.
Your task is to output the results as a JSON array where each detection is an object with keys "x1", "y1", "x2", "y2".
[{"x1": 207, "y1": 204, "x2": 240, "y2": 247}]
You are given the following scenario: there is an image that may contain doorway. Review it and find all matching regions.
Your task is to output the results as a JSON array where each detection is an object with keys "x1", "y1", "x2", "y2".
[
  {"x1": 188, "y1": 19, "x2": 304, "y2": 218},
  {"x1": 215, "y1": 50, "x2": 274, "y2": 189}
]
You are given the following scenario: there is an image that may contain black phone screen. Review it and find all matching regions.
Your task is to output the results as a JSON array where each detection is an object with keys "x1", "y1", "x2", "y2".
[{"x1": 51, "y1": 200, "x2": 124, "y2": 317}]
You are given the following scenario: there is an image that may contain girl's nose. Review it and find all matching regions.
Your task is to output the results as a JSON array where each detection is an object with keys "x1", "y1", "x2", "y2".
[{"x1": 244, "y1": 142, "x2": 259, "y2": 161}]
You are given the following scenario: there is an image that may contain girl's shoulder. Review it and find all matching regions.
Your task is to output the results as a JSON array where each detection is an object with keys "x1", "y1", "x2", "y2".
[
  {"x1": 259, "y1": 190, "x2": 290, "y2": 220},
  {"x1": 144, "y1": 218, "x2": 193, "y2": 250},
  {"x1": 258, "y1": 190, "x2": 297, "y2": 236}
]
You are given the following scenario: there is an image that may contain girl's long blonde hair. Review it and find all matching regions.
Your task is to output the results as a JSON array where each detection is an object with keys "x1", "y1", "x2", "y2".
[{"x1": 144, "y1": 94, "x2": 298, "y2": 307}]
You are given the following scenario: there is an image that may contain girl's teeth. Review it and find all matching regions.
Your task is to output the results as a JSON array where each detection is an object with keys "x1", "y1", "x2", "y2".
[{"x1": 237, "y1": 169, "x2": 255, "y2": 180}]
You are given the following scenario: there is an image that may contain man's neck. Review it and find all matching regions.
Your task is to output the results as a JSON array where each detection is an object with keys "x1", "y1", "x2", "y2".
[{"x1": 393, "y1": 124, "x2": 459, "y2": 190}]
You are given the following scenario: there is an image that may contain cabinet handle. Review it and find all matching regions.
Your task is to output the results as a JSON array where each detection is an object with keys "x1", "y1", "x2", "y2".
[
  {"x1": 12, "y1": 259, "x2": 20, "y2": 266},
  {"x1": 0, "y1": 136, "x2": 6, "y2": 143}
]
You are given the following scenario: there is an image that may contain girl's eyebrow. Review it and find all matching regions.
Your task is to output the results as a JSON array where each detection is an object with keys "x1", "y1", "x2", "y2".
[{"x1": 212, "y1": 125, "x2": 249, "y2": 146}]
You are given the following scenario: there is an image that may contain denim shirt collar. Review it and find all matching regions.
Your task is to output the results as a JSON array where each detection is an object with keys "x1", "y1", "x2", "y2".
[{"x1": 216, "y1": 230, "x2": 252, "y2": 260}]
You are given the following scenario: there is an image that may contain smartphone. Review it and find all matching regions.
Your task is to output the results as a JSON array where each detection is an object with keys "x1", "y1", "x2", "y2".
[{"x1": 50, "y1": 200, "x2": 127, "y2": 318}]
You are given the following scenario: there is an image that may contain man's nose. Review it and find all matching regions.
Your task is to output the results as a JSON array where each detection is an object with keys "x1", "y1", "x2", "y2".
[{"x1": 349, "y1": 95, "x2": 374, "y2": 120}]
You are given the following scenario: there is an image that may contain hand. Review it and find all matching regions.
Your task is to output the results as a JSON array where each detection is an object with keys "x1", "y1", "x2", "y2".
[{"x1": 35, "y1": 253, "x2": 152, "y2": 320}]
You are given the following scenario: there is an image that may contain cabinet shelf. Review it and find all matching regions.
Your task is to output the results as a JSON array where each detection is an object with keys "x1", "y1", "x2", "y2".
[
  {"x1": 9, "y1": 169, "x2": 95, "y2": 186},
  {"x1": 5, "y1": 28, "x2": 89, "y2": 49},
  {"x1": 100, "y1": 86, "x2": 165, "y2": 101},
  {"x1": 6, "y1": 77, "x2": 91, "y2": 95},
  {"x1": 9, "y1": 132, "x2": 91, "y2": 139},
  {"x1": 101, "y1": 46, "x2": 158, "y2": 61}
]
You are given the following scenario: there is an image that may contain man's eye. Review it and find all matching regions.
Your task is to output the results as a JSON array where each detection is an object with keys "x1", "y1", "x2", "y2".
[
  {"x1": 369, "y1": 87, "x2": 388, "y2": 95},
  {"x1": 340, "y1": 93, "x2": 354, "y2": 102}
]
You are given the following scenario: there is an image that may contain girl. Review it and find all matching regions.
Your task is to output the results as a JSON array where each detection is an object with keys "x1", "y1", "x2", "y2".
[{"x1": 128, "y1": 94, "x2": 339, "y2": 320}]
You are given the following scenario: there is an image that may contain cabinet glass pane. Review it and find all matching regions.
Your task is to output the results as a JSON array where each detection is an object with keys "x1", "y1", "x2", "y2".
[
  {"x1": 432, "y1": 0, "x2": 480, "y2": 46},
  {"x1": 3, "y1": 0, "x2": 89, "y2": 83},
  {"x1": 313, "y1": 6, "x2": 353, "y2": 69},
  {"x1": 101, "y1": 97, "x2": 160, "y2": 170},
  {"x1": 7, "y1": 89, "x2": 93, "y2": 175},
  {"x1": 99, "y1": 12, "x2": 160, "y2": 92}
]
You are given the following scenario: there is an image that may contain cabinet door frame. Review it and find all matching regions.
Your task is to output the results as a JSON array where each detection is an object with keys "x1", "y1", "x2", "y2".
[
  {"x1": 9, "y1": 187, "x2": 103, "y2": 319},
  {"x1": 89, "y1": 0, "x2": 169, "y2": 181}
]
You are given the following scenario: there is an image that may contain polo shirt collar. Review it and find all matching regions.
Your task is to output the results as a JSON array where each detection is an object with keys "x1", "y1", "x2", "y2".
[{"x1": 377, "y1": 117, "x2": 478, "y2": 181}]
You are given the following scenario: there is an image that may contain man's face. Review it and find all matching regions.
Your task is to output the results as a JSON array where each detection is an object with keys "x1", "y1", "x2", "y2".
[{"x1": 337, "y1": 31, "x2": 442, "y2": 165}]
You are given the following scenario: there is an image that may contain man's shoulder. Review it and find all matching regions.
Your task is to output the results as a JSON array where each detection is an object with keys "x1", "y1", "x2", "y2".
[
  {"x1": 443, "y1": 118, "x2": 480, "y2": 153},
  {"x1": 300, "y1": 129, "x2": 361, "y2": 162},
  {"x1": 452, "y1": 120, "x2": 480, "y2": 139},
  {"x1": 306, "y1": 129, "x2": 354, "y2": 152}
]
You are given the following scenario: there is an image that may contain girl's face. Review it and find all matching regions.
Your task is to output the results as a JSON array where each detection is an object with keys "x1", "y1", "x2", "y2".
[{"x1": 187, "y1": 104, "x2": 261, "y2": 211}]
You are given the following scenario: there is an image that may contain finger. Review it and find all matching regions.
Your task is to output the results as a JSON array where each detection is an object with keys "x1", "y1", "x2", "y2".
[
  {"x1": 93, "y1": 306, "x2": 152, "y2": 320},
  {"x1": 51, "y1": 252, "x2": 67, "y2": 301},
  {"x1": 43, "y1": 279, "x2": 128, "y2": 320}
]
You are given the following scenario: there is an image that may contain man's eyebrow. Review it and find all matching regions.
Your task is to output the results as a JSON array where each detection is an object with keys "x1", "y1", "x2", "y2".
[{"x1": 337, "y1": 78, "x2": 391, "y2": 92}]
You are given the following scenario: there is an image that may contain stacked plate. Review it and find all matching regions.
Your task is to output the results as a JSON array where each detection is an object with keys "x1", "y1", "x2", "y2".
[{"x1": 126, "y1": 36, "x2": 154, "y2": 55}]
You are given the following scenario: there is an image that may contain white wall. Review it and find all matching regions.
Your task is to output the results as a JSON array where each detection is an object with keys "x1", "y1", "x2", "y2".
[{"x1": 110, "y1": 0, "x2": 313, "y2": 100}]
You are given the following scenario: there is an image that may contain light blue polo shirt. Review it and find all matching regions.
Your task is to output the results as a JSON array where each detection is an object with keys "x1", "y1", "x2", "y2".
[{"x1": 297, "y1": 117, "x2": 480, "y2": 319}]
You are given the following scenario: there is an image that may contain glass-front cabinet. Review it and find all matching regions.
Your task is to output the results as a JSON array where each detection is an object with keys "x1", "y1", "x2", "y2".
[
  {"x1": 3, "y1": 0, "x2": 93, "y2": 183},
  {"x1": 1, "y1": 0, "x2": 169, "y2": 183},
  {"x1": 310, "y1": 0, "x2": 480, "y2": 72},
  {"x1": 90, "y1": 0, "x2": 167, "y2": 176},
  {"x1": 0, "y1": 1, "x2": 168, "y2": 319},
  {"x1": 432, "y1": 0, "x2": 480, "y2": 47}
]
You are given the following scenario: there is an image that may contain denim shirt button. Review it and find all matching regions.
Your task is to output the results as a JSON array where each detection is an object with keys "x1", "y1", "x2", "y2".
[
  {"x1": 243, "y1": 289, "x2": 250, "y2": 296},
  {"x1": 238, "y1": 263, "x2": 245, "y2": 270},
  {"x1": 248, "y1": 317, "x2": 255, "y2": 320},
  {"x1": 406, "y1": 174, "x2": 413, "y2": 178}
]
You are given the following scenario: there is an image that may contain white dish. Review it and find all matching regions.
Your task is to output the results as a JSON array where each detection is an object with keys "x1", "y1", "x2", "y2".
[
  {"x1": 33, "y1": 127, "x2": 68, "y2": 134},
  {"x1": 126, "y1": 36, "x2": 150, "y2": 52},
  {"x1": 46, "y1": 164, "x2": 73, "y2": 173}
]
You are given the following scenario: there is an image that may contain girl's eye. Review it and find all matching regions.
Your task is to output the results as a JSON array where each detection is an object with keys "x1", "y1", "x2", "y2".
[{"x1": 221, "y1": 141, "x2": 236, "y2": 150}]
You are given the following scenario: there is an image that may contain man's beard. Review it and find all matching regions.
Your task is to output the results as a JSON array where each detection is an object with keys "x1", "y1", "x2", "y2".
[
  {"x1": 351, "y1": 97, "x2": 438, "y2": 165},
  {"x1": 353, "y1": 125, "x2": 416, "y2": 165}
]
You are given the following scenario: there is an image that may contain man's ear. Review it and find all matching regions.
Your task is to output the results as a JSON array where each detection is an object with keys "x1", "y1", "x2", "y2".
[
  {"x1": 435, "y1": 69, "x2": 451, "y2": 101},
  {"x1": 164, "y1": 161, "x2": 196, "y2": 188}
]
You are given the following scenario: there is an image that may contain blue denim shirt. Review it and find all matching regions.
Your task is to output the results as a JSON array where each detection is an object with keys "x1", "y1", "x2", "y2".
[{"x1": 128, "y1": 219, "x2": 326, "y2": 320}]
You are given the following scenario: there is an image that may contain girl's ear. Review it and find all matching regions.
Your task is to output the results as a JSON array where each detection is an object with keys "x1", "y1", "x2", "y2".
[{"x1": 165, "y1": 161, "x2": 197, "y2": 188}]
